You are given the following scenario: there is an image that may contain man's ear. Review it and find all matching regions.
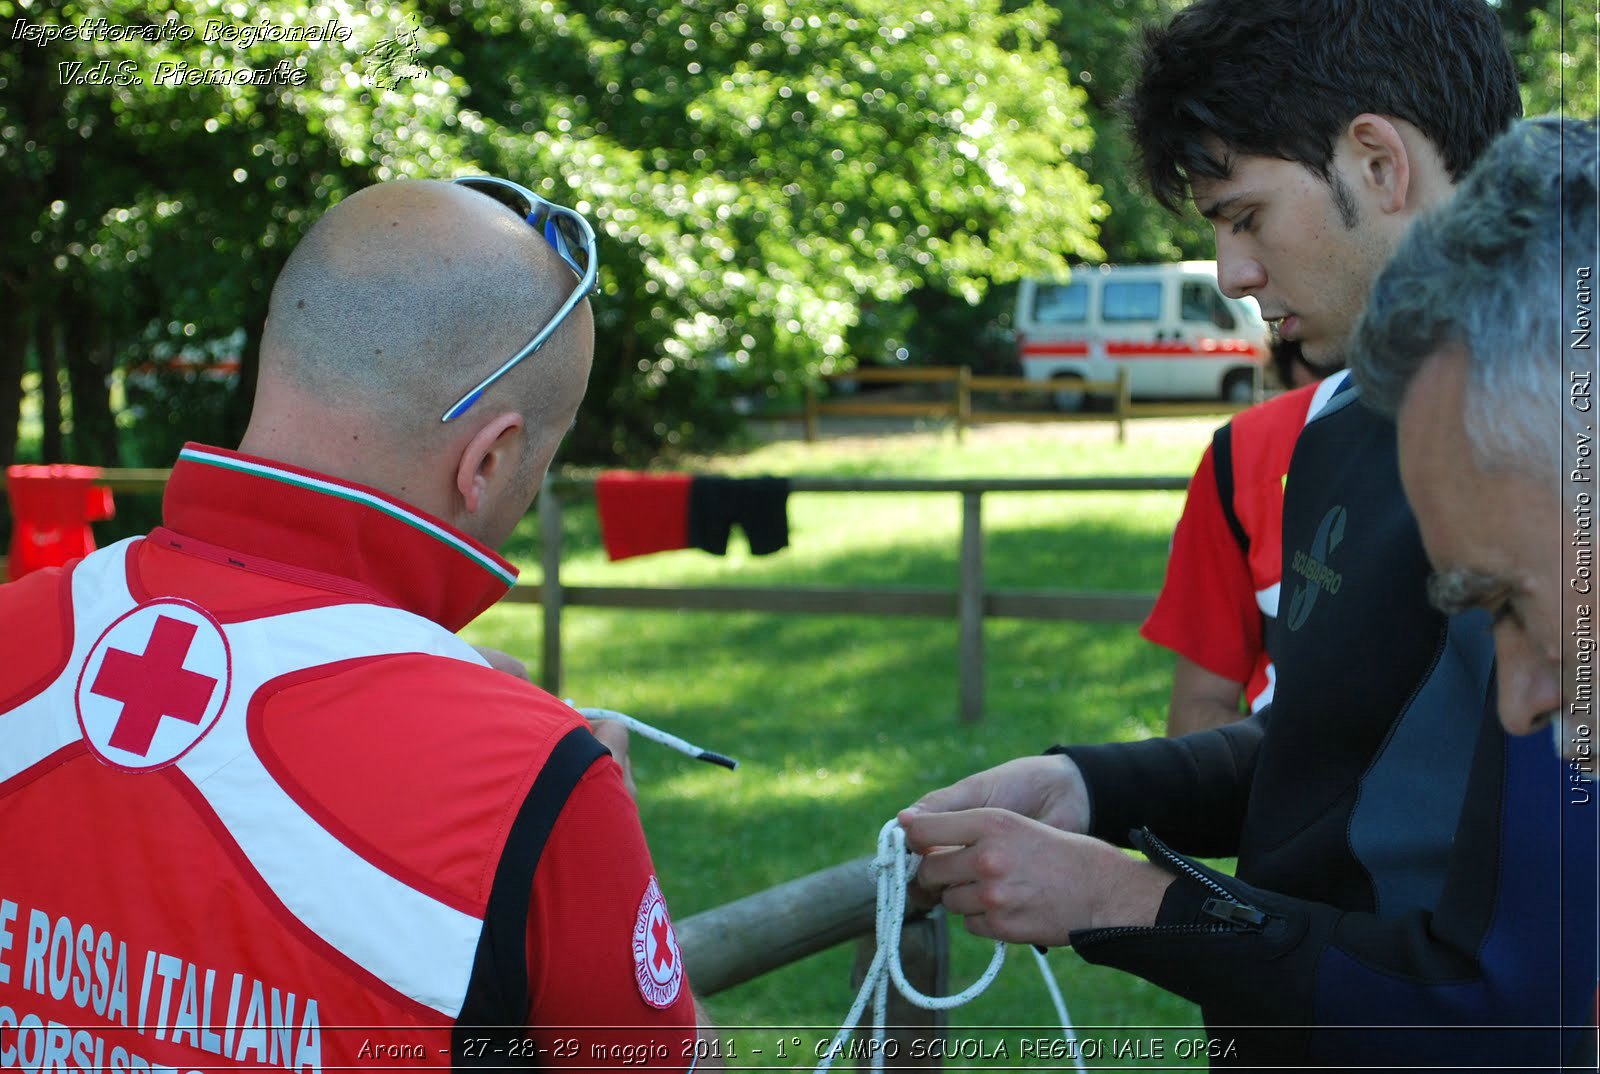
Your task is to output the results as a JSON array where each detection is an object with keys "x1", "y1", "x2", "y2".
[
  {"x1": 1344, "y1": 114, "x2": 1410, "y2": 215},
  {"x1": 454, "y1": 411, "x2": 526, "y2": 516}
]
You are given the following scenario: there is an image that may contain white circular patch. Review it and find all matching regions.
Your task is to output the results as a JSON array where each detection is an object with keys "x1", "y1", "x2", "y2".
[
  {"x1": 75, "y1": 599, "x2": 231, "y2": 772},
  {"x1": 631, "y1": 875, "x2": 683, "y2": 1009}
]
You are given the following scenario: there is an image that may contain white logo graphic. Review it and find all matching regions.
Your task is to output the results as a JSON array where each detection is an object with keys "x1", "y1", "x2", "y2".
[
  {"x1": 75, "y1": 599, "x2": 231, "y2": 771},
  {"x1": 631, "y1": 876, "x2": 683, "y2": 1009}
]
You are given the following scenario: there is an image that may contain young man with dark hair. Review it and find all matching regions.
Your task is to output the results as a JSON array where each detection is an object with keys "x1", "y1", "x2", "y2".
[{"x1": 900, "y1": 1, "x2": 1596, "y2": 1065}]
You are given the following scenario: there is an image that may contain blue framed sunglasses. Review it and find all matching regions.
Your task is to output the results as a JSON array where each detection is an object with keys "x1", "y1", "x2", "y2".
[{"x1": 443, "y1": 175, "x2": 599, "y2": 423}]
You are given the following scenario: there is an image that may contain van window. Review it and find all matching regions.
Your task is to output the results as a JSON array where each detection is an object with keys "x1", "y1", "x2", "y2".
[
  {"x1": 1181, "y1": 281, "x2": 1237, "y2": 330},
  {"x1": 1103, "y1": 281, "x2": 1162, "y2": 322},
  {"x1": 1033, "y1": 281, "x2": 1088, "y2": 324}
]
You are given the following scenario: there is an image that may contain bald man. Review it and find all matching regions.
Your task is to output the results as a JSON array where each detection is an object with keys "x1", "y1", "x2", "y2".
[{"x1": 0, "y1": 179, "x2": 712, "y2": 1069}]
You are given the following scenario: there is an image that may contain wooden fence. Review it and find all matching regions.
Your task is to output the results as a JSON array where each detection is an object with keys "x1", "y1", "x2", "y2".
[
  {"x1": 1, "y1": 469, "x2": 1187, "y2": 723},
  {"x1": 526, "y1": 474, "x2": 1186, "y2": 722},
  {"x1": 791, "y1": 365, "x2": 1262, "y2": 443}
]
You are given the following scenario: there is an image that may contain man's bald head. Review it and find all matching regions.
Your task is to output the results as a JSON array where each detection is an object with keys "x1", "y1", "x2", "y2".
[
  {"x1": 258, "y1": 179, "x2": 589, "y2": 430},
  {"x1": 242, "y1": 179, "x2": 594, "y2": 544}
]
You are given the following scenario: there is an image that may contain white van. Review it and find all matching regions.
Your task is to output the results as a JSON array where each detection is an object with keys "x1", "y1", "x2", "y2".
[{"x1": 1014, "y1": 262, "x2": 1269, "y2": 409}]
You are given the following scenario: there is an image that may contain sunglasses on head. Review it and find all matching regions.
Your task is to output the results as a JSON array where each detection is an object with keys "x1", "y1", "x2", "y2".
[{"x1": 442, "y1": 175, "x2": 599, "y2": 423}]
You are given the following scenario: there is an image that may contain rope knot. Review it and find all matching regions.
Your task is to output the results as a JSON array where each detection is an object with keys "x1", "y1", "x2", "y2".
[{"x1": 820, "y1": 818, "x2": 1093, "y2": 1073}]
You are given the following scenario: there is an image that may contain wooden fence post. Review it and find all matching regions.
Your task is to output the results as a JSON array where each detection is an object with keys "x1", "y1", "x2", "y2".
[
  {"x1": 958, "y1": 491, "x2": 984, "y2": 723},
  {"x1": 847, "y1": 910, "x2": 950, "y2": 1069},
  {"x1": 954, "y1": 366, "x2": 971, "y2": 443},
  {"x1": 804, "y1": 385, "x2": 820, "y2": 442},
  {"x1": 538, "y1": 482, "x2": 564, "y2": 696}
]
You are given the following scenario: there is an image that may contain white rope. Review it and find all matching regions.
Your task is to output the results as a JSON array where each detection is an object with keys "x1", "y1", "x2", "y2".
[{"x1": 815, "y1": 819, "x2": 1085, "y2": 1073}]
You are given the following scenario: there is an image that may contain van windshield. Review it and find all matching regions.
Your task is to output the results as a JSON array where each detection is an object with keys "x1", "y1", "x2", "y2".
[{"x1": 1181, "y1": 281, "x2": 1236, "y2": 330}]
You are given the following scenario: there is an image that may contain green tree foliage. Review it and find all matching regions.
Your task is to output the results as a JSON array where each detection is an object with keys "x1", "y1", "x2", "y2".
[
  {"x1": 424, "y1": 0, "x2": 1101, "y2": 458},
  {"x1": 11, "y1": 1, "x2": 1581, "y2": 468},
  {"x1": 3, "y1": 0, "x2": 1101, "y2": 465},
  {"x1": 1045, "y1": 0, "x2": 1210, "y2": 264},
  {"x1": 1, "y1": 0, "x2": 474, "y2": 469},
  {"x1": 882, "y1": 0, "x2": 1210, "y2": 382},
  {"x1": 1518, "y1": 0, "x2": 1598, "y2": 116}
]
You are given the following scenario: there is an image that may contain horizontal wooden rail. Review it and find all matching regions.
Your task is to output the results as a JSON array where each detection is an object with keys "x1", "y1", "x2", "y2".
[
  {"x1": 0, "y1": 468, "x2": 171, "y2": 494},
  {"x1": 814, "y1": 400, "x2": 956, "y2": 418},
  {"x1": 555, "y1": 475, "x2": 1189, "y2": 493},
  {"x1": 827, "y1": 367, "x2": 960, "y2": 384},
  {"x1": 2, "y1": 467, "x2": 1186, "y2": 722},
  {"x1": 2, "y1": 469, "x2": 1190, "y2": 496},
  {"x1": 1, "y1": 470, "x2": 1191, "y2": 495},
  {"x1": 797, "y1": 367, "x2": 1139, "y2": 443},
  {"x1": 502, "y1": 583, "x2": 1155, "y2": 623},
  {"x1": 788, "y1": 365, "x2": 1269, "y2": 442},
  {"x1": 965, "y1": 374, "x2": 1122, "y2": 394},
  {"x1": 534, "y1": 475, "x2": 1185, "y2": 720},
  {"x1": 676, "y1": 855, "x2": 877, "y2": 995}
]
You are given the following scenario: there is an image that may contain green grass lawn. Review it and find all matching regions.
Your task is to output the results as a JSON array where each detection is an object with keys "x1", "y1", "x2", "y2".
[{"x1": 472, "y1": 417, "x2": 1224, "y2": 1064}]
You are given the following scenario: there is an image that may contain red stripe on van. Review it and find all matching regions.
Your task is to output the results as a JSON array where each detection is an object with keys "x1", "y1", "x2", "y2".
[
  {"x1": 1022, "y1": 339, "x2": 1264, "y2": 360},
  {"x1": 1020, "y1": 343, "x2": 1090, "y2": 357},
  {"x1": 1105, "y1": 341, "x2": 1265, "y2": 359}
]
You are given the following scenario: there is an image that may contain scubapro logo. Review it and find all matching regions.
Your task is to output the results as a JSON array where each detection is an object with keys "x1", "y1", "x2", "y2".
[
  {"x1": 631, "y1": 876, "x2": 683, "y2": 1009},
  {"x1": 1285, "y1": 505, "x2": 1347, "y2": 631}
]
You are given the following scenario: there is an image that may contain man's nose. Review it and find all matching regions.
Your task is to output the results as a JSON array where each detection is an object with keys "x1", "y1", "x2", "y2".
[
  {"x1": 1494, "y1": 627, "x2": 1565, "y2": 742},
  {"x1": 1215, "y1": 234, "x2": 1266, "y2": 299}
]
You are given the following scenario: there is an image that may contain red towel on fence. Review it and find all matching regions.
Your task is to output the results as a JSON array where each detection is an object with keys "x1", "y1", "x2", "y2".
[
  {"x1": 5, "y1": 464, "x2": 115, "y2": 581},
  {"x1": 595, "y1": 471, "x2": 693, "y2": 561}
]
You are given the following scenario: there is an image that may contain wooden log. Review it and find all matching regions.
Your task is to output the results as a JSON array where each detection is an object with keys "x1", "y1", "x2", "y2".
[{"x1": 676, "y1": 856, "x2": 877, "y2": 996}]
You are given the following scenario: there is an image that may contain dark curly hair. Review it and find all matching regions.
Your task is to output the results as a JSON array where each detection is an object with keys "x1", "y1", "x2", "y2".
[{"x1": 1128, "y1": 0, "x2": 1521, "y2": 212}]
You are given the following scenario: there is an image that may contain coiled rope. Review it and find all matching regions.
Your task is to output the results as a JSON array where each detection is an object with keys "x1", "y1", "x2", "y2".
[{"x1": 816, "y1": 819, "x2": 1085, "y2": 1073}]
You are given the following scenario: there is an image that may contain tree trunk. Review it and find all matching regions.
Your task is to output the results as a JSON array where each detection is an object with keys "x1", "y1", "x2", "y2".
[
  {"x1": 61, "y1": 289, "x2": 121, "y2": 466},
  {"x1": 36, "y1": 308, "x2": 65, "y2": 463},
  {"x1": 0, "y1": 284, "x2": 27, "y2": 471}
]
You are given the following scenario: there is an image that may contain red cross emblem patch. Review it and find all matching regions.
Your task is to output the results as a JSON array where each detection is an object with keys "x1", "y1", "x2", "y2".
[
  {"x1": 631, "y1": 876, "x2": 683, "y2": 1009},
  {"x1": 75, "y1": 599, "x2": 231, "y2": 772}
]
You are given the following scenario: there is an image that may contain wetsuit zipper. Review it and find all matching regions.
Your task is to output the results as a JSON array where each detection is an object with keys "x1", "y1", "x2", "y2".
[{"x1": 1072, "y1": 828, "x2": 1269, "y2": 945}]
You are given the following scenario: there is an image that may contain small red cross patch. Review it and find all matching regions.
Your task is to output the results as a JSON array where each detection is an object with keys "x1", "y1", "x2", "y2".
[
  {"x1": 76, "y1": 599, "x2": 231, "y2": 771},
  {"x1": 651, "y1": 916, "x2": 675, "y2": 973},
  {"x1": 631, "y1": 876, "x2": 683, "y2": 1009}
]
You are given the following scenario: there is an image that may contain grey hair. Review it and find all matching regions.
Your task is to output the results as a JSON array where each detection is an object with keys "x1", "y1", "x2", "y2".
[{"x1": 1350, "y1": 116, "x2": 1599, "y2": 489}]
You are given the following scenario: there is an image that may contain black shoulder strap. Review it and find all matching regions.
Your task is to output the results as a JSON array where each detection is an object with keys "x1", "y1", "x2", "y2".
[
  {"x1": 452, "y1": 726, "x2": 608, "y2": 1068},
  {"x1": 1211, "y1": 423, "x2": 1250, "y2": 557}
]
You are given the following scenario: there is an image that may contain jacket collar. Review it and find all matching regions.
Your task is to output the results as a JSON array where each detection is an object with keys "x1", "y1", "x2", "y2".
[{"x1": 160, "y1": 443, "x2": 517, "y2": 631}]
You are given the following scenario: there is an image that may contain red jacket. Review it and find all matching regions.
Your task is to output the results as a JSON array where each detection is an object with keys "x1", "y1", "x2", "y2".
[
  {"x1": 1142, "y1": 375, "x2": 1344, "y2": 710},
  {"x1": 0, "y1": 445, "x2": 696, "y2": 1072}
]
